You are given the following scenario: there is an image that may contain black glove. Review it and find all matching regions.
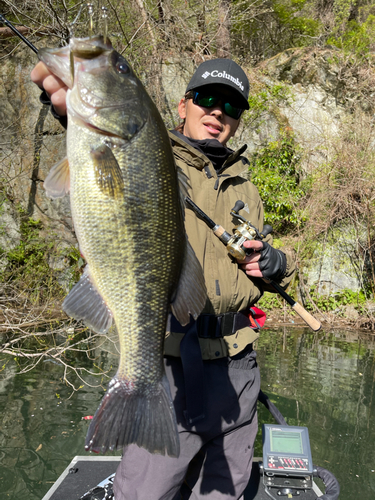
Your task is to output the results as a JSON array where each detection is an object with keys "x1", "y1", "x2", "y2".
[
  {"x1": 39, "y1": 90, "x2": 68, "y2": 129},
  {"x1": 258, "y1": 242, "x2": 287, "y2": 281}
]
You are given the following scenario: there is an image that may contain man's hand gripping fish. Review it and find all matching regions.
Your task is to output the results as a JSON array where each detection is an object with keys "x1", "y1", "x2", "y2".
[{"x1": 39, "y1": 36, "x2": 206, "y2": 457}]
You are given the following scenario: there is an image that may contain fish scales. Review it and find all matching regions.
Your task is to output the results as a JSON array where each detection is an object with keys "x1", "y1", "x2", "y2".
[
  {"x1": 69, "y1": 119, "x2": 181, "y2": 381},
  {"x1": 40, "y1": 35, "x2": 206, "y2": 456}
]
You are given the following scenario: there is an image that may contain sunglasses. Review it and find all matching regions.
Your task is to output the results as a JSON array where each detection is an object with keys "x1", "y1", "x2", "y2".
[{"x1": 190, "y1": 91, "x2": 244, "y2": 120}]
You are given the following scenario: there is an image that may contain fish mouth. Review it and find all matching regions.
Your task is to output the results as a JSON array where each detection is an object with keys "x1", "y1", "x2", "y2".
[
  {"x1": 67, "y1": 37, "x2": 147, "y2": 141},
  {"x1": 67, "y1": 77, "x2": 140, "y2": 139},
  {"x1": 70, "y1": 53, "x2": 135, "y2": 110},
  {"x1": 69, "y1": 112, "x2": 132, "y2": 140},
  {"x1": 70, "y1": 35, "x2": 113, "y2": 59},
  {"x1": 80, "y1": 119, "x2": 122, "y2": 138},
  {"x1": 70, "y1": 106, "x2": 146, "y2": 142}
]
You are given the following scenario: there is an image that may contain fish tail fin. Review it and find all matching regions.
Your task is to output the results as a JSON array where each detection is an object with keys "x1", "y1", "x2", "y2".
[{"x1": 85, "y1": 374, "x2": 180, "y2": 457}]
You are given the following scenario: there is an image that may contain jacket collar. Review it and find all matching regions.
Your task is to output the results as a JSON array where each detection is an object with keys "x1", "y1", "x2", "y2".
[
  {"x1": 218, "y1": 144, "x2": 248, "y2": 174},
  {"x1": 168, "y1": 130, "x2": 248, "y2": 177}
]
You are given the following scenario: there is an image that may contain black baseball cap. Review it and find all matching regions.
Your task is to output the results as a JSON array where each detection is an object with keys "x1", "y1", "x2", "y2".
[{"x1": 186, "y1": 59, "x2": 250, "y2": 110}]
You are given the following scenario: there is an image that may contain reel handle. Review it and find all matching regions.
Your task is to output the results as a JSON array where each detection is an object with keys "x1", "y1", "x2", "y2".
[
  {"x1": 231, "y1": 200, "x2": 245, "y2": 214},
  {"x1": 260, "y1": 224, "x2": 273, "y2": 239}
]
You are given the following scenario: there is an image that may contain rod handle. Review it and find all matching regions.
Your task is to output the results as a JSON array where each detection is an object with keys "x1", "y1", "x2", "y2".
[
  {"x1": 268, "y1": 279, "x2": 321, "y2": 332},
  {"x1": 292, "y1": 302, "x2": 322, "y2": 331}
]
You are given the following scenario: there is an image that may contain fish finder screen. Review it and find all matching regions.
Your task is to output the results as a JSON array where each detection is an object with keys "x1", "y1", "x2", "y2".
[{"x1": 270, "y1": 429, "x2": 303, "y2": 454}]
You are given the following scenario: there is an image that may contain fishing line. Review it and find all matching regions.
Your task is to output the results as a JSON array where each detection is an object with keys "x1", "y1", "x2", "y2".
[
  {"x1": 102, "y1": 6, "x2": 109, "y2": 44},
  {"x1": 87, "y1": 2, "x2": 94, "y2": 37}
]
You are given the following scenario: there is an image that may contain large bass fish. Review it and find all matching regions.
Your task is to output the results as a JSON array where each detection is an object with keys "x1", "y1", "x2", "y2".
[{"x1": 39, "y1": 36, "x2": 206, "y2": 457}]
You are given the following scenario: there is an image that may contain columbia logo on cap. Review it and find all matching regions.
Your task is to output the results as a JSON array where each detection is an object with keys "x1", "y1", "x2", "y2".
[
  {"x1": 200, "y1": 70, "x2": 244, "y2": 91},
  {"x1": 186, "y1": 58, "x2": 250, "y2": 110}
]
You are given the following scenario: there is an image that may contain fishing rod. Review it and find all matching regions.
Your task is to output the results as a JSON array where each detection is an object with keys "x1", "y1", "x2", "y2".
[
  {"x1": 0, "y1": 14, "x2": 38, "y2": 54},
  {"x1": 185, "y1": 196, "x2": 322, "y2": 332},
  {"x1": 1, "y1": 4, "x2": 101, "y2": 53}
]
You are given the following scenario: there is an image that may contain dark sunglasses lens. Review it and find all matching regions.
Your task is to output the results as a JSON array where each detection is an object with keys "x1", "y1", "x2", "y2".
[
  {"x1": 194, "y1": 94, "x2": 219, "y2": 108},
  {"x1": 193, "y1": 92, "x2": 242, "y2": 119},
  {"x1": 224, "y1": 102, "x2": 242, "y2": 119}
]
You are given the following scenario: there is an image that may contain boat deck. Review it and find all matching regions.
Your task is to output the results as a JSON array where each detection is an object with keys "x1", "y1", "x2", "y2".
[{"x1": 42, "y1": 456, "x2": 323, "y2": 500}]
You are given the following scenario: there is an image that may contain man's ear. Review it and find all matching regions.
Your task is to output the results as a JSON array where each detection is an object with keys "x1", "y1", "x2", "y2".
[{"x1": 178, "y1": 98, "x2": 187, "y2": 119}]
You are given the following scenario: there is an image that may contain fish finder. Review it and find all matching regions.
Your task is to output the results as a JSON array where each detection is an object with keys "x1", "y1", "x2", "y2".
[{"x1": 261, "y1": 424, "x2": 314, "y2": 492}]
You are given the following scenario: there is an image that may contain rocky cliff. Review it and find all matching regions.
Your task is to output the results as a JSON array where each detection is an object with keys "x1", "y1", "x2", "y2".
[{"x1": 1, "y1": 43, "x2": 374, "y2": 318}]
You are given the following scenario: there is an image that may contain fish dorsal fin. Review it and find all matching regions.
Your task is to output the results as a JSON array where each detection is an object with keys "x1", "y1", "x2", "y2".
[
  {"x1": 63, "y1": 266, "x2": 113, "y2": 333},
  {"x1": 90, "y1": 144, "x2": 124, "y2": 198},
  {"x1": 171, "y1": 239, "x2": 206, "y2": 326},
  {"x1": 43, "y1": 157, "x2": 70, "y2": 199}
]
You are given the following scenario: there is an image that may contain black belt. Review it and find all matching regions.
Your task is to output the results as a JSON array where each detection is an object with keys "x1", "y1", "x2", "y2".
[
  {"x1": 169, "y1": 310, "x2": 253, "y2": 339},
  {"x1": 169, "y1": 311, "x2": 257, "y2": 426}
]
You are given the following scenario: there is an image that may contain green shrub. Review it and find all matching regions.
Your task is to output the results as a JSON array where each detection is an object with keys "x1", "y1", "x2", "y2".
[
  {"x1": 306, "y1": 288, "x2": 367, "y2": 312},
  {"x1": 249, "y1": 134, "x2": 307, "y2": 234},
  {"x1": 6, "y1": 213, "x2": 54, "y2": 285},
  {"x1": 3, "y1": 208, "x2": 82, "y2": 303},
  {"x1": 327, "y1": 16, "x2": 375, "y2": 59},
  {"x1": 257, "y1": 292, "x2": 284, "y2": 310}
]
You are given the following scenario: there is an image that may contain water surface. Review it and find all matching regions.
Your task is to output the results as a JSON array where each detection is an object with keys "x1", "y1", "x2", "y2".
[
  {"x1": 255, "y1": 326, "x2": 375, "y2": 500},
  {"x1": 1, "y1": 326, "x2": 374, "y2": 499}
]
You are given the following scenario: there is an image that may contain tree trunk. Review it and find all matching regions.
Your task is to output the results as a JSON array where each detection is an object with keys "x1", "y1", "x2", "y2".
[
  {"x1": 217, "y1": 0, "x2": 231, "y2": 58},
  {"x1": 134, "y1": 0, "x2": 157, "y2": 49},
  {"x1": 196, "y1": 4, "x2": 211, "y2": 55}
]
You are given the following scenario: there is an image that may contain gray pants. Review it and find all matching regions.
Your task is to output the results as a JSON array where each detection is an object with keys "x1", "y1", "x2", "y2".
[{"x1": 113, "y1": 348, "x2": 260, "y2": 500}]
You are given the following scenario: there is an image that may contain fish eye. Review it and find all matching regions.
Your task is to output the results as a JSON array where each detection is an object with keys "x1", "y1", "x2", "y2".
[{"x1": 116, "y1": 61, "x2": 130, "y2": 74}]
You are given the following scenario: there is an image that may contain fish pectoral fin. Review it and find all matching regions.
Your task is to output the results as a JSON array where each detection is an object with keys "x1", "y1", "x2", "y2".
[
  {"x1": 63, "y1": 266, "x2": 113, "y2": 333},
  {"x1": 171, "y1": 239, "x2": 207, "y2": 326},
  {"x1": 91, "y1": 144, "x2": 124, "y2": 198},
  {"x1": 43, "y1": 157, "x2": 70, "y2": 199}
]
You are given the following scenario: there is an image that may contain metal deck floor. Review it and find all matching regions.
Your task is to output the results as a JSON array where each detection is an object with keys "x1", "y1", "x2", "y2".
[{"x1": 42, "y1": 456, "x2": 323, "y2": 500}]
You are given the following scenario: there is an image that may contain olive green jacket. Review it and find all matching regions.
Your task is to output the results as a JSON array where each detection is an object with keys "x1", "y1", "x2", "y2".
[{"x1": 164, "y1": 131, "x2": 295, "y2": 359}]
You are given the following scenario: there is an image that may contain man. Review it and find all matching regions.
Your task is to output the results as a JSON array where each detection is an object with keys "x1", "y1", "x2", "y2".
[{"x1": 31, "y1": 57, "x2": 295, "y2": 500}]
